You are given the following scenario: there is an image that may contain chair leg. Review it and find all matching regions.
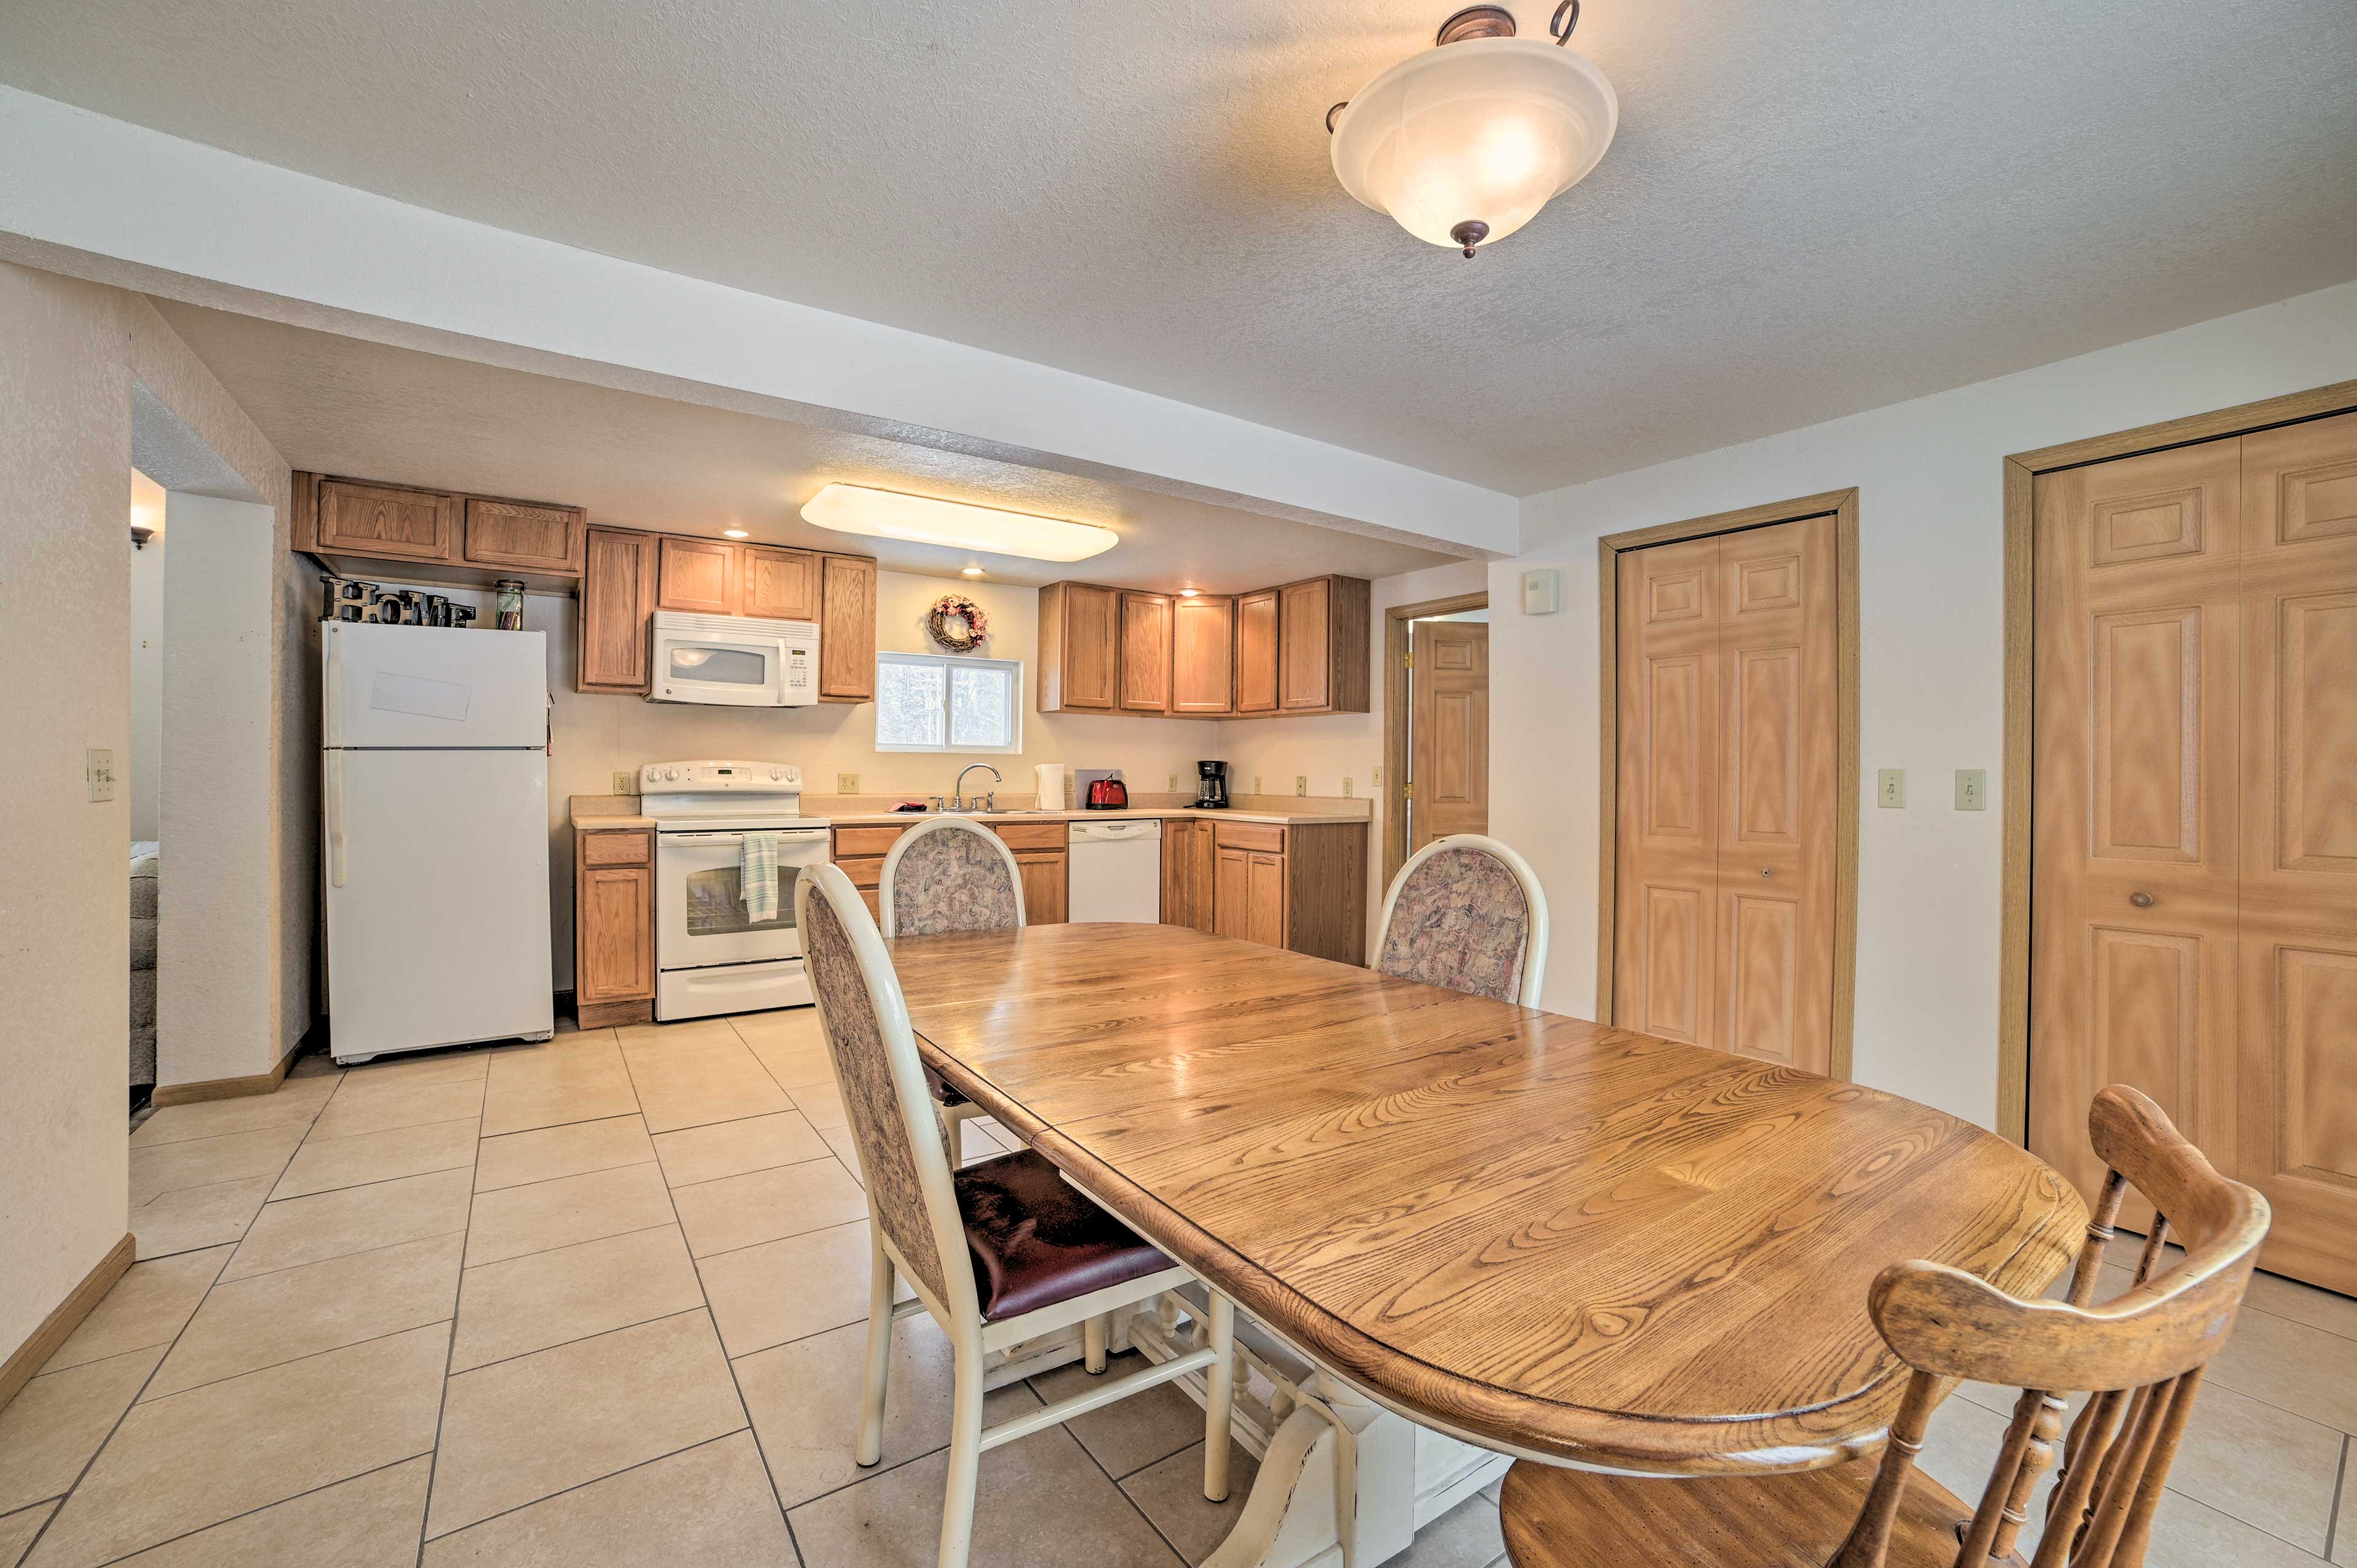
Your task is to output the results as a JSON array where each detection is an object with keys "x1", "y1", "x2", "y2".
[
  {"x1": 1084, "y1": 1313, "x2": 1110, "y2": 1373},
  {"x1": 937, "y1": 1337, "x2": 986, "y2": 1568},
  {"x1": 857, "y1": 1233, "x2": 894, "y2": 1466},
  {"x1": 1202, "y1": 1292, "x2": 1237, "y2": 1502}
]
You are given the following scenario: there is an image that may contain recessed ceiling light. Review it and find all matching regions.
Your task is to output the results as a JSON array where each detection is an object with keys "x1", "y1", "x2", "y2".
[
  {"x1": 802, "y1": 484, "x2": 1117, "y2": 563},
  {"x1": 962, "y1": 566, "x2": 985, "y2": 577},
  {"x1": 722, "y1": 528, "x2": 751, "y2": 539},
  {"x1": 1178, "y1": 588, "x2": 1200, "y2": 597}
]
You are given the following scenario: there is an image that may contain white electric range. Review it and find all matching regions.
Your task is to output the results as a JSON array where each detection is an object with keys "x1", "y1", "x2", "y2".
[{"x1": 638, "y1": 759, "x2": 830, "y2": 1021}]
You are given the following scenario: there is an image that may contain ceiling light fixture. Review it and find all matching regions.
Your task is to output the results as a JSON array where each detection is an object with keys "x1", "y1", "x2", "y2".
[
  {"x1": 1327, "y1": 2, "x2": 1617, "y2": 258},
  {"x1": 722, "y1": 528, "x2": 751, "y2": 539},
  {"x1": 802, "y1": 484, "x2": 1118, "y2": 563},
  {"x1": 1178, "y1": 588, "x2": 1200, "y2": 597},
  {"x1": 962, "y1": 566, "x2": 986, "y2": 577}
]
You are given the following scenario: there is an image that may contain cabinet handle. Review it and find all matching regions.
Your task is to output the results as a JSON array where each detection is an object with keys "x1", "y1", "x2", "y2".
[{"x1": 2129, "y1": 891, "x2": 2154, "y2": 908}]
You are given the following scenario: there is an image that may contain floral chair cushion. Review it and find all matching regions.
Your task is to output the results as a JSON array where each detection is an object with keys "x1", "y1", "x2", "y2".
[
  {"x1": 1376, "y1": 847, "x2": 1530, "y2": 1003},
  {"x1": 890, "y1": 827, "x2": 1021, "y2": 937}
]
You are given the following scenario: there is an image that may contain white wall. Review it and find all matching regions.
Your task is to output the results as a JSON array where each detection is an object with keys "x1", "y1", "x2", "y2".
[
  {"x1": 1496, "y1": 279, "x2": 2357, "y2": 1130},
  {"x1": 0, "y1": 260, "x2": 298, "y2": 1368},
  {"x1": 128, "y1": 471, "x2": 166, "y2": 841}
]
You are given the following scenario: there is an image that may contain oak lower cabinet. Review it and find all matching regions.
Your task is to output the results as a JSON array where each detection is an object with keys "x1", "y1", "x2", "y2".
[
  {"x1": 575, "y1": 828, "x2": 656, "y2": 1027},
  {"x1": 1160, "y1": 818, "x2": 1218, "y2": 933},
  {"x1": 1205, "y1": 821, "x2": 1367, "y2": 964}
]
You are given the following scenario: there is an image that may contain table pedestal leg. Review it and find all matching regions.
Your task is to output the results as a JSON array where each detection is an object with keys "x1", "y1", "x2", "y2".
[{"x1": 1203, "y1": 1373, "x2": 1422, "y2": 1568}]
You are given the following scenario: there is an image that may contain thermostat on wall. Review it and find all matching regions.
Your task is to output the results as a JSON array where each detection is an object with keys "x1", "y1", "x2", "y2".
[{"x1": 1521, "y1": 568, "x2": 1562, "y2": 616}]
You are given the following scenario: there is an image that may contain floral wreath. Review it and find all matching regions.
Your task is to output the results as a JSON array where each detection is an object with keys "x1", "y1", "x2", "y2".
[{"x1": 926, "y1": 593, "x2": 990, "y2": 652}]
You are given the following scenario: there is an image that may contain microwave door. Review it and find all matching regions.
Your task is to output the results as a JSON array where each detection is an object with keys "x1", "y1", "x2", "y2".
[{"x1": 655, "y1": 635, "x2": 781, "y2": 706}]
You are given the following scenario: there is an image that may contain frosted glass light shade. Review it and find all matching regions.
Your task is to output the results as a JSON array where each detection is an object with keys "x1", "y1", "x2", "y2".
[
  {"x1": 801, "y1": 484, "x2": 1118, "y2": 562},
  {"x1": 1331, "y1": 38, "x2": 1617, "y2": 252}
]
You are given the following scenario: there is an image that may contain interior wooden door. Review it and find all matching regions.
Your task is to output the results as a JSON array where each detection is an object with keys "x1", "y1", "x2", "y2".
[
  {"x1": 1613, "y1": 535, "x2": 1723, "y2": 1048},
  {"x1": 1715, "y1": 517, "x2": 1838, "y2": 1072},
  {"x1": 1409, "y1": 620, "x2": 1490, "y2": 851},
  {"x1": 2029, "y1": 437, "x2": 2244, "y2": 1221},
  {"x1": 2234, "y1": 411, "x2": 2357, "y2": 1294}
]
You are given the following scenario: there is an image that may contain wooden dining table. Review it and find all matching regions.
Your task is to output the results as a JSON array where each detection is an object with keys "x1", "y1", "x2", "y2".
[{"x1": 886, "y1": 923, "x2": 2086, "y2": 1563}]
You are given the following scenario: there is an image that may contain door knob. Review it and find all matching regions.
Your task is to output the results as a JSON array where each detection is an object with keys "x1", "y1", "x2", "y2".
[{"x1": 2129, "y1": 891, "x2": 2155, "y2": 908}]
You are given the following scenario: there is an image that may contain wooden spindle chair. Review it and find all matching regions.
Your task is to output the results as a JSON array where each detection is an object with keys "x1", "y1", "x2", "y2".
[{"x1": 1498, "y1": 1085, "x2": 2271, "y2": 1568}]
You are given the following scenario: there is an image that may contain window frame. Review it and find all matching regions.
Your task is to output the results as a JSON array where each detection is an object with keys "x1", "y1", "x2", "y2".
[{"x1": 872, "y1": 650, "x2": 1025, "y2": 755}]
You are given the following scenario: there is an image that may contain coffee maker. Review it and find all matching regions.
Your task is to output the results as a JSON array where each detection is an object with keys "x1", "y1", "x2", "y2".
[{"x1": 1194, "y1": 760, "x2": 1231, "y2": 809}]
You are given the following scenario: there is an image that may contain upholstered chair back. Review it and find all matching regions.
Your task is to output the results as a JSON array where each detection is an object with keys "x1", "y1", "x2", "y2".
[
  {"x1": 880, "y1": 817, "x2": 1026, "y2": 937},
  {"x1": 1374, "y1": 835, "x2": 1549, "y2": 1007}
]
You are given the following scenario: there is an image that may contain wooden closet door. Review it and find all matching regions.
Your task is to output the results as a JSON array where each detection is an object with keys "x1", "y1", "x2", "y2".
[
  {"x1": 1614, "y1": 536, "x2": 1722, "y2": 1048},
  {"x1": 1716, "y1": 516, "x2": 1838, "y2": 1072},
  {"x1": 1410, "y1": 621, "x2": 1490, "y2": 852},
  {"x1": 2029, "y1": 438, "x2": 2243, "y2": 1212},
  {"x1": 2235, "y1": 410, "x2": 2357, "y2": 1294}
]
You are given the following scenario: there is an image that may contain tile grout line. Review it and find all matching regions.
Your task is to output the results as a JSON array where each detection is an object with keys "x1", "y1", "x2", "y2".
[
  {"x1": 413, "y1": 1165, "x2": 473, "y2": 1568},
  {"x1": 420, "y1": 1428, "x2": 754, "y2": 1551},
  {"x1": 2326, "y1": 1432, "x2": 2349, "y2": 1564},
  {"x1": 292, "y1": 1111, "x2": 484, "y2": 1151},
  {"x1": 1041, "y1": 1363, "x2": 1197, "y2": 1568},
  {"x1": 460, "y1": 1216, "x2": 681, "y2": 1278},
  {"x1": 74, "y1": 1452, "x2": 430, "y2": 1568},
  {"x1": 215, "y1": 1222, "x2": 471, "y2": 1289},
  {"x1": 444, "y1": 1299, "x2": 714, "y2": 1383},
  {"x1": 21, "y1": 1083, "x2": 334, "y2": 1566}
]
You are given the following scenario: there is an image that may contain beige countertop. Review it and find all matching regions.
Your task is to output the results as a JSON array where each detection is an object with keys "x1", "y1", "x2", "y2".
[{"x1": 567, "y1": 797, "x2": 1368, "y2": 831}]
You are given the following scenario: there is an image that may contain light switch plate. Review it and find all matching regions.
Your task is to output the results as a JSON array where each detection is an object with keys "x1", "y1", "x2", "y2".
[
  {"x1": 87, "y1": 748, "x2": 116, "y2": 803},
  {"x1": 1342, "y1": 777, "x2": 1354, "y2": 797},
  {"x1": 1877, "y1": 768, "x2": 1906, "y2": 809},
  {"x1": 1955, "y1": 768, "x2": 1988, "y2": 811},
  {"x1": 1296, "y1": 776, "x2": 1309, "y2": 797},
  {"x1": 612, "y1": 771, "x2": 635, "y2": 796},
  {"x1": 1253, "y1": 776, "x2": 1263, "y2": 794},
  {"x1": 837, "y1": 773, "x2": 859, "y2": 794}
]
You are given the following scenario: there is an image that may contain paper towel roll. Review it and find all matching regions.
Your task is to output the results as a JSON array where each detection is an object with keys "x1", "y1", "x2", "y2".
[{"x1": 1034, "y1": 763, "x2": 1067, "y2": 811}]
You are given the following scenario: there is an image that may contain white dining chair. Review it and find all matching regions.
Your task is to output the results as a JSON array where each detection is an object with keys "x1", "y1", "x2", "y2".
[
  {"x1": 1374, "y1": 834, "x2": 1550, "y2": 1007},
  {"x1": 878, "y1": 816, "x2": 1024, "y2": 1160},
  {"x1": 797, "y1": 861, "x2": 1237, "y2": 1568}
]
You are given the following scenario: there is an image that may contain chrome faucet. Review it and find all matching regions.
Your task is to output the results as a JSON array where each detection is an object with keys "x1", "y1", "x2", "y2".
[{"x1": 950, "y1": 763, "x2": 1001, "y2": 813}]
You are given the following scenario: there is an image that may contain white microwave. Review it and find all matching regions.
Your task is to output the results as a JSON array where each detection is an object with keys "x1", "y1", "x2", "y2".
[{"x1": 649, "y1": 611, "x2": 819, "y2": 707}]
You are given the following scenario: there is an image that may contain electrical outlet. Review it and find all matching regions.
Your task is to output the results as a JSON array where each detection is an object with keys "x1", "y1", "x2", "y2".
[
  {"x1": 838, "y1": 773, "x2": 859, "y2": 794},
  {"x1": 1342, "y1": 777, "x2": 1354, "y2": 797},
  {"x1": 86, "y1": 748, "x2": 115, "y2": 803},
  {"x1": 1955, "y1": 768, "x2": 1988, "y2": 811},
  {"x1": 1253, "y1": 775, "x2": 1263, "y2": 794},
  {"x1": 1296, "y1": 775, "x2": 1309, "y2": 797},
  {"x1": 1168, "y1": 773, "x2": 1178, "y2": 792},
  {"x1": 612, "y1": 771, "x2": 635, "y2": 796},
  {"x1": 1877, "y1": 768, "x2": 1906, "y2": 809},
  {"x1": 1372, "y1": 766, "x2": 1383, "y2": 789}
]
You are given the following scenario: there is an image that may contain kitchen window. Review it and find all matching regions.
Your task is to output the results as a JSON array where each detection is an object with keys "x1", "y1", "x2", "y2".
[{"x1": 875, "y1": 652, "x2": 1023, "y2": 754}]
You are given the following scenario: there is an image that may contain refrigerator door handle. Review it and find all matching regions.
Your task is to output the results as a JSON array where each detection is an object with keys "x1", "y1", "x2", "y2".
[
  {"x1": 325, "y1": 750, "x2": 348, "y2": 888},
  {"x1": 324, "y1": 634, "x2": 344, "y2": 748}
]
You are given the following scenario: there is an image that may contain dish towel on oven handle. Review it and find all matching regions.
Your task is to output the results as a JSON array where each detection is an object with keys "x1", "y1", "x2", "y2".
[{"x1": 741, "y1": 832, "x2": 781, "y2": 924}]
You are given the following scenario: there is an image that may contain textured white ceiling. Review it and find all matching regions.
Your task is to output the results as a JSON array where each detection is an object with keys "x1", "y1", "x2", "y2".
[
  {"x1": 153, "y1": 301, "x2": 1459, "y2": 590},
  {"x1": 10, "y1": 1, "x2": 2351, "y2": 495}
]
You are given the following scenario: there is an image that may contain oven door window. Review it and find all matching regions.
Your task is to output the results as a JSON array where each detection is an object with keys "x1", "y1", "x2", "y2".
[
  {"x1": 683, "y1": 862, "x2": 800, "y2": 937},
  {"x1": 666, "y1": 644, "x2": 770, "y2": 687}
]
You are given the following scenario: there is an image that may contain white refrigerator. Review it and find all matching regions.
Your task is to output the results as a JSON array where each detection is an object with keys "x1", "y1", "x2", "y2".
[{"x1": 323, "y1": 623, "x2": 555, "y2": 1063}]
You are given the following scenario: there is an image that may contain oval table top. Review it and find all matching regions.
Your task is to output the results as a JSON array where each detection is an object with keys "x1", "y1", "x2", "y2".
[{"x1": 884, "y1": 923, "x2": 2086, "y2": 1475}]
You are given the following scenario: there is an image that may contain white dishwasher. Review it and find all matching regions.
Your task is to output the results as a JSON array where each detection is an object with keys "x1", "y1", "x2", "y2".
[{"x1": 1066, "y1": 818, "x2": 1163, "y2": 922}]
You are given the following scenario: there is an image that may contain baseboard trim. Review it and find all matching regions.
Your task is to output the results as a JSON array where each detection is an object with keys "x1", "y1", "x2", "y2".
[
  {"x1": 1, "y1": 1232, "x2": 135, "y2": 1413},
  {"x1": 576, "y1": 998, "x2": 652, "y2": 1029},
  {"x1": 150, "y1": 1022, "x2": 318, "y2": 1107}
]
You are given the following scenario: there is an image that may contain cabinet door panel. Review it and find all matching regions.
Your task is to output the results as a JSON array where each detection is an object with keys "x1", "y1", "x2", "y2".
[
  {"x1": 1016, "y1": 849, "x2": 1068, "y2": 925},
  {"x1": 658, "y1": 536, "x2": 738, "y2": 614},
  {"x1": 578, "y1": 865, "x2": 652, "y2": 1003},
  {"x1": 1214, "y1": 848, "x2": 1250, "y2": 939},
  {"x1": 1236, "y1": 590, "x2": 1280, "y2": 714},
  {"x1": 464, "y1": 498, "x2": 584, "y2": 574},
  {"x1": 1172, "y1": 596, "x2": 1236, "y2": 714},
  {"x1": 1120, "y1": 592, "x2": 1174, "y2": 714},
  {"x1": 1247, "y1": 851, "x2": 1287, "y2": 948},
  {"x1": 819, "y1": 554, "x2": 878, "y2": 701},
  {"x1": 317, "y1": 481, "x2": 457, "y2": 562},
  {"x1": 1280, "y1": 579, "x2": 1333, "y2": 711},
  {"x1": 578, "y1": 528, "x2": 658, "y2": 693},
  {"x1": 743, "y1": 546, "x2": 820, "y2": 621},
  {"x1": 1062, "y1": 585, "x2": 1121, "y2": 711}
]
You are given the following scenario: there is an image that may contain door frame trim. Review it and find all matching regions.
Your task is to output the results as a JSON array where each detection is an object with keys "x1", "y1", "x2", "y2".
[
  {"x1": 1594, "y1": 489, "x2": 1860, "y2": 1081},
  {"x1": 1382, "y1": 590, "x2": 1491, "y2": 891},
  {"x1": 1997, "y1": 376, "x2": 2357, "y2": 1143}
]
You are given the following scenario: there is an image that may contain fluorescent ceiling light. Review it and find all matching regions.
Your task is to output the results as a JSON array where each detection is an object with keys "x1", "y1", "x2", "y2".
[
  {"x1": 802, "y1": 484, "x2": 1117, "y2": 563},
  {"x1": 722, "y1": 528, "x2": 750, "y2": 538}
]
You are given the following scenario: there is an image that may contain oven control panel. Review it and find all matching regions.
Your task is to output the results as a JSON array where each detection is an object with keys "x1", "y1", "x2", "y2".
[{"x1": 640, "y1": 760, "x2": 802, "y2": 792}]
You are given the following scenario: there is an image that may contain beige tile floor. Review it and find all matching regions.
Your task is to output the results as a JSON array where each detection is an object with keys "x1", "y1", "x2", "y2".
[{"x1": 0, "y1": 1008, "x2": 2347, "y2": 1567}]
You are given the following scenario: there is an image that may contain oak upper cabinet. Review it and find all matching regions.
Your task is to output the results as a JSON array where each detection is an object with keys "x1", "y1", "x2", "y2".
[
  {"x1": 1235, "y1": 589, "x2": 1280, "y2": 714},
  {"x1": 1119, "y1": 591, "x2": 1174, "y2": 714},
  {"x1": 316, "y1": 479, "x2": 460, "y2": 564},
  {"x1": 657, "y1": 536, "x2": 738, "y2": 615},
  {"x1": 1038, "y1": 582, "x2": 1121, "y2": 713},
  {"x1": 463, "y1": 498, "x2": 586, "y2": 576},
  {"x1": 819, "y1": 553, "x2": 877, "y2": 703},
  {"x1": 1279, "y1": 576, "x2": 1371, "y2": 714},
  {"x1": 578, "y1": 528, "x2": 659, "y2": 694},
  {"x1": 575, "y1": 828, "x2": 655, "y2": 1027},
  {"x1": 742, "y1": 545, "x2": 821, "y2": 621},
  {"x1": 1171, "y1": 594, "x2": 1236, "y2": 716}
]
